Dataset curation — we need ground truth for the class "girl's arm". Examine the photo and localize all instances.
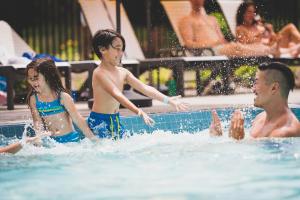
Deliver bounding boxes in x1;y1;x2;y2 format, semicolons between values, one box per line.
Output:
95;71;154;125
125;69;188;111
60;92;99;141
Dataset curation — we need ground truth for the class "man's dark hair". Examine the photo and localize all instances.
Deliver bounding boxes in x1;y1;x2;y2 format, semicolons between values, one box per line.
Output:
236;1;256;26
258;62;295;98
92;29;125;59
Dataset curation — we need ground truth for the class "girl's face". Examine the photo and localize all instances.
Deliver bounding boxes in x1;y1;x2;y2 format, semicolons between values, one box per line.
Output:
243;5;256;25
27;68;47;93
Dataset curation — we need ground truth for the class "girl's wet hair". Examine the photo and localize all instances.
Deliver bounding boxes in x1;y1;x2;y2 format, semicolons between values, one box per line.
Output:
236;1;256;26
26;57;68;105
92;29;125;59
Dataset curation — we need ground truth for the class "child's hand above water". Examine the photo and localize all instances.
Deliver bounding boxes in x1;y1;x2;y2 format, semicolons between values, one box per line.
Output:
25;131;52;146
138;109;155;126
167;95;189;111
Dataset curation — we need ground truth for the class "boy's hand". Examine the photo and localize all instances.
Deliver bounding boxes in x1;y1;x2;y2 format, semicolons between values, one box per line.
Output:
209;110;222;136
229;110;245;140
168;95;189;111
138;109;155;126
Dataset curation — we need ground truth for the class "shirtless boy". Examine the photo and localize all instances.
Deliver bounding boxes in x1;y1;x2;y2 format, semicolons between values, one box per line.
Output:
88;29;188;139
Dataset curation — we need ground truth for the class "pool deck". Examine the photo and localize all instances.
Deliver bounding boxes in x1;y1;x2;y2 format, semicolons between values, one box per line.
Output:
0;89;299;125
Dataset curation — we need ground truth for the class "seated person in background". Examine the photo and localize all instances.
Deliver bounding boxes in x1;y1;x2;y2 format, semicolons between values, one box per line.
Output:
236;1;300;57
178;0;278;57
210;62;300;139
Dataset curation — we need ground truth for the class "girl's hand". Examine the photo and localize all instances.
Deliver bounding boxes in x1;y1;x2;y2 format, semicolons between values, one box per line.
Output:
138;109;155;126
25;131;52;146
168;95;189;111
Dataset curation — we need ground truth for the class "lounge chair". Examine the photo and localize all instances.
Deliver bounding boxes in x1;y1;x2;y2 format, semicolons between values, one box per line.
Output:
0;20;72;110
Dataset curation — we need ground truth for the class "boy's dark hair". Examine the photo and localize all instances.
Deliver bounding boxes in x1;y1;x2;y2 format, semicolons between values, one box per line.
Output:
236;1;256;26
26;57;68;105
258;62;295;98
92;29;126;59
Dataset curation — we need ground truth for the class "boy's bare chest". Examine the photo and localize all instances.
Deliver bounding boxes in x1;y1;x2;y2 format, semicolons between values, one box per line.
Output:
106;70;126;88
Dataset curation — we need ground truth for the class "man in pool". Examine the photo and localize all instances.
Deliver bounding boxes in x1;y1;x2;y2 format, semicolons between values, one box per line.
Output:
178;0;278;57
210;62;300;139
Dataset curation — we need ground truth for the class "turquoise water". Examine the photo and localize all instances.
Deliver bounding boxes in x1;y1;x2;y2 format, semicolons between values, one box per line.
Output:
0;108;300;200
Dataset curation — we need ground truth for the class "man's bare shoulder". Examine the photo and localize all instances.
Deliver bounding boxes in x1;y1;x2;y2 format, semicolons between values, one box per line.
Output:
253;111;266;123
271;121;300;137
270;112;300;137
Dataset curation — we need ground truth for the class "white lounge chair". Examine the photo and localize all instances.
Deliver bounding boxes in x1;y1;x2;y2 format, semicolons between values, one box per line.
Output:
0;20;71;110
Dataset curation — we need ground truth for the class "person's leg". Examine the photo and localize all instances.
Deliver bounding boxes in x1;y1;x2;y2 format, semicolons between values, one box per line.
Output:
279;43;300;57
277;23;300;48
216;42;277;57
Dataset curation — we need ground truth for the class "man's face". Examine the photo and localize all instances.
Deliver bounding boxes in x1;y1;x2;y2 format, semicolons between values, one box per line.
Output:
252;71;273;108
190;0;205;9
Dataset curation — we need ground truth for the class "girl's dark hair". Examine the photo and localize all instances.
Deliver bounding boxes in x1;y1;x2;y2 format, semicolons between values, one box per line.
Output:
26;57;68;105
236;1;256;26
92;29;126;59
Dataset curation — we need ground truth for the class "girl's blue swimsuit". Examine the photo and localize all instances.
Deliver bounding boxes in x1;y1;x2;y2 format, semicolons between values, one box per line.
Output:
35;94;81;143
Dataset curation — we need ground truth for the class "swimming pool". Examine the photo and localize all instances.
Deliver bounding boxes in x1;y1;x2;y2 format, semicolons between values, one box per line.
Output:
1;107;300;199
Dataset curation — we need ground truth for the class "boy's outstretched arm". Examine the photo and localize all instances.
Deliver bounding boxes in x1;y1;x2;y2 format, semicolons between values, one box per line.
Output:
125;70;188;111
60;92;100;141
95;70;154;126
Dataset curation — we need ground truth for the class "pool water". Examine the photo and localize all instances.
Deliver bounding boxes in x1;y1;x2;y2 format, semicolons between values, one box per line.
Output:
0;108;300;200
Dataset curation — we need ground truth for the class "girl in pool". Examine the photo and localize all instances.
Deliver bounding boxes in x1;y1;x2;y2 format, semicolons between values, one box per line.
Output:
26;57;98;143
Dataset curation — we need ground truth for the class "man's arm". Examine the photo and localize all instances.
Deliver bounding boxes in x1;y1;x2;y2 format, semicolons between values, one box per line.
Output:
210;16;226;43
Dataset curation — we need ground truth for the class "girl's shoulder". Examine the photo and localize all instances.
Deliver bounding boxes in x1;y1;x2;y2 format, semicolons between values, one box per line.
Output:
28;93;37;107
59;92;72;100
59;92;74;104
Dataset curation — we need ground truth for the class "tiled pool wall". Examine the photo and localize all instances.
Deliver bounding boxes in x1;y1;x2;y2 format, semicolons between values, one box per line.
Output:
1;107;299;138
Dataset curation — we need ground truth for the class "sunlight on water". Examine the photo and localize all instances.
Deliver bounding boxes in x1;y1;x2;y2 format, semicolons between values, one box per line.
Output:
1;128;300;200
